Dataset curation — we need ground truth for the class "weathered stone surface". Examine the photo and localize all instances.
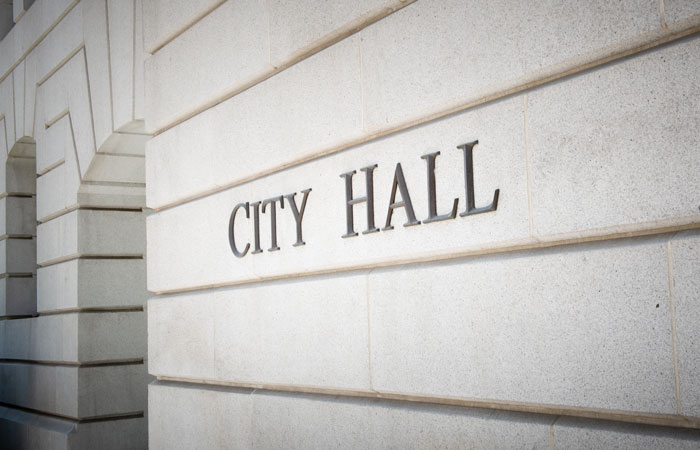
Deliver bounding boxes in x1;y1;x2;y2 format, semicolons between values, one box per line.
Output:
369;236;677;414
664;0;700;24
527;37;700;237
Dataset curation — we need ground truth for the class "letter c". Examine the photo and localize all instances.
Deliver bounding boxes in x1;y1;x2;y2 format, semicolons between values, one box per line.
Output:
229;202;250;258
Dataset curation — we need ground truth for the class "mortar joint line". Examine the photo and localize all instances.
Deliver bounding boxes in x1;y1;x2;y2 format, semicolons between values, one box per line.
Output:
131;0;137;122
265;0;272;66
105;0;115;132
666;239;682;414
659;0;669;31
151;25;700;213
359;31;365;133
0;0;81;84
366;267;374;391
11;70;17;141
523;93;535;240
549;415;560;450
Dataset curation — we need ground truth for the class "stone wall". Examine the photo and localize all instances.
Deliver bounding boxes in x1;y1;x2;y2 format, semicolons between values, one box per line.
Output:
0;0;699;449
0;1;149;448
145;0;700;449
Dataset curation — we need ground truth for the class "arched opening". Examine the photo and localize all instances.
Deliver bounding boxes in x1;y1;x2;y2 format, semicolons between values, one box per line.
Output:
1;141;36;317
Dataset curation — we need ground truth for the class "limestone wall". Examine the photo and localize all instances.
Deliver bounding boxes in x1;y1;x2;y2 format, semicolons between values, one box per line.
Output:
144;1;700;449
0;1;149;448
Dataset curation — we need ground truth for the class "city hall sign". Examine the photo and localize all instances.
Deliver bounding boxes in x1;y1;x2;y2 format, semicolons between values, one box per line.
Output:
228;140;499;258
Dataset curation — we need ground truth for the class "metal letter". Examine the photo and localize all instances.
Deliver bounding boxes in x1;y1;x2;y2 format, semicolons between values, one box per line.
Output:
228;202;251;258
250;201;263;254
383;163;421;230
262;196;284;251
340;164;379;238
284;188;312;246
458;140;499;217
421;151;458;224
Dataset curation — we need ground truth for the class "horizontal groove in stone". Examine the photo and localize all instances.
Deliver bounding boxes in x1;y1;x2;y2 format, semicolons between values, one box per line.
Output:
0;192;34;199
80;181;146;188
149;0;417;136
35;45;84;88
0;273;34;279
150;24;700;213
0;401;143;424
38;254;144;268
38;306;144;316
151;217;700;296
147;0;228;54
0;315;34;321
44;109;69;129
98;152;146;158
153;377;700;430
0;235;35;240
36;158;66;177
0;358;144;367
37;205;144;225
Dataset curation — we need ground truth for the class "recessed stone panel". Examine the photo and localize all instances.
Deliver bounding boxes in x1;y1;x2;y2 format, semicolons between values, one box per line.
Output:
369;237;676;414
527;37;700;237
146;34;363;209
144;0;269;132
149;272;370;390
147;95;527;292
148;382;553;450
552;417;700;449
360;0;659;131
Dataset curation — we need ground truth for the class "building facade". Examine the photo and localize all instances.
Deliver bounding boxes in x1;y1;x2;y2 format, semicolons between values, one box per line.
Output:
1;0;700;448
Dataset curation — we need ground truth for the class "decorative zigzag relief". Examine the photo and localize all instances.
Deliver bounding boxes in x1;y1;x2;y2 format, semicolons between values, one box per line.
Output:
0;0;148;317
1;0;147;188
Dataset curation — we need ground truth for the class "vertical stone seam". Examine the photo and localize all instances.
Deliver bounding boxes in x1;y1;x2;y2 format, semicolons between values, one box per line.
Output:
366;269;374;391
22;61;26;137
666;239;681;414
659;0;669;31
131;0;137;122
359;32;365;132
31;69;37;137
549;415;559;450
105;0;116;132
11;71;17;142
213;300;217;377
81;48;99;155
265;0;272;66
523;94;535;239
2;117;8;156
